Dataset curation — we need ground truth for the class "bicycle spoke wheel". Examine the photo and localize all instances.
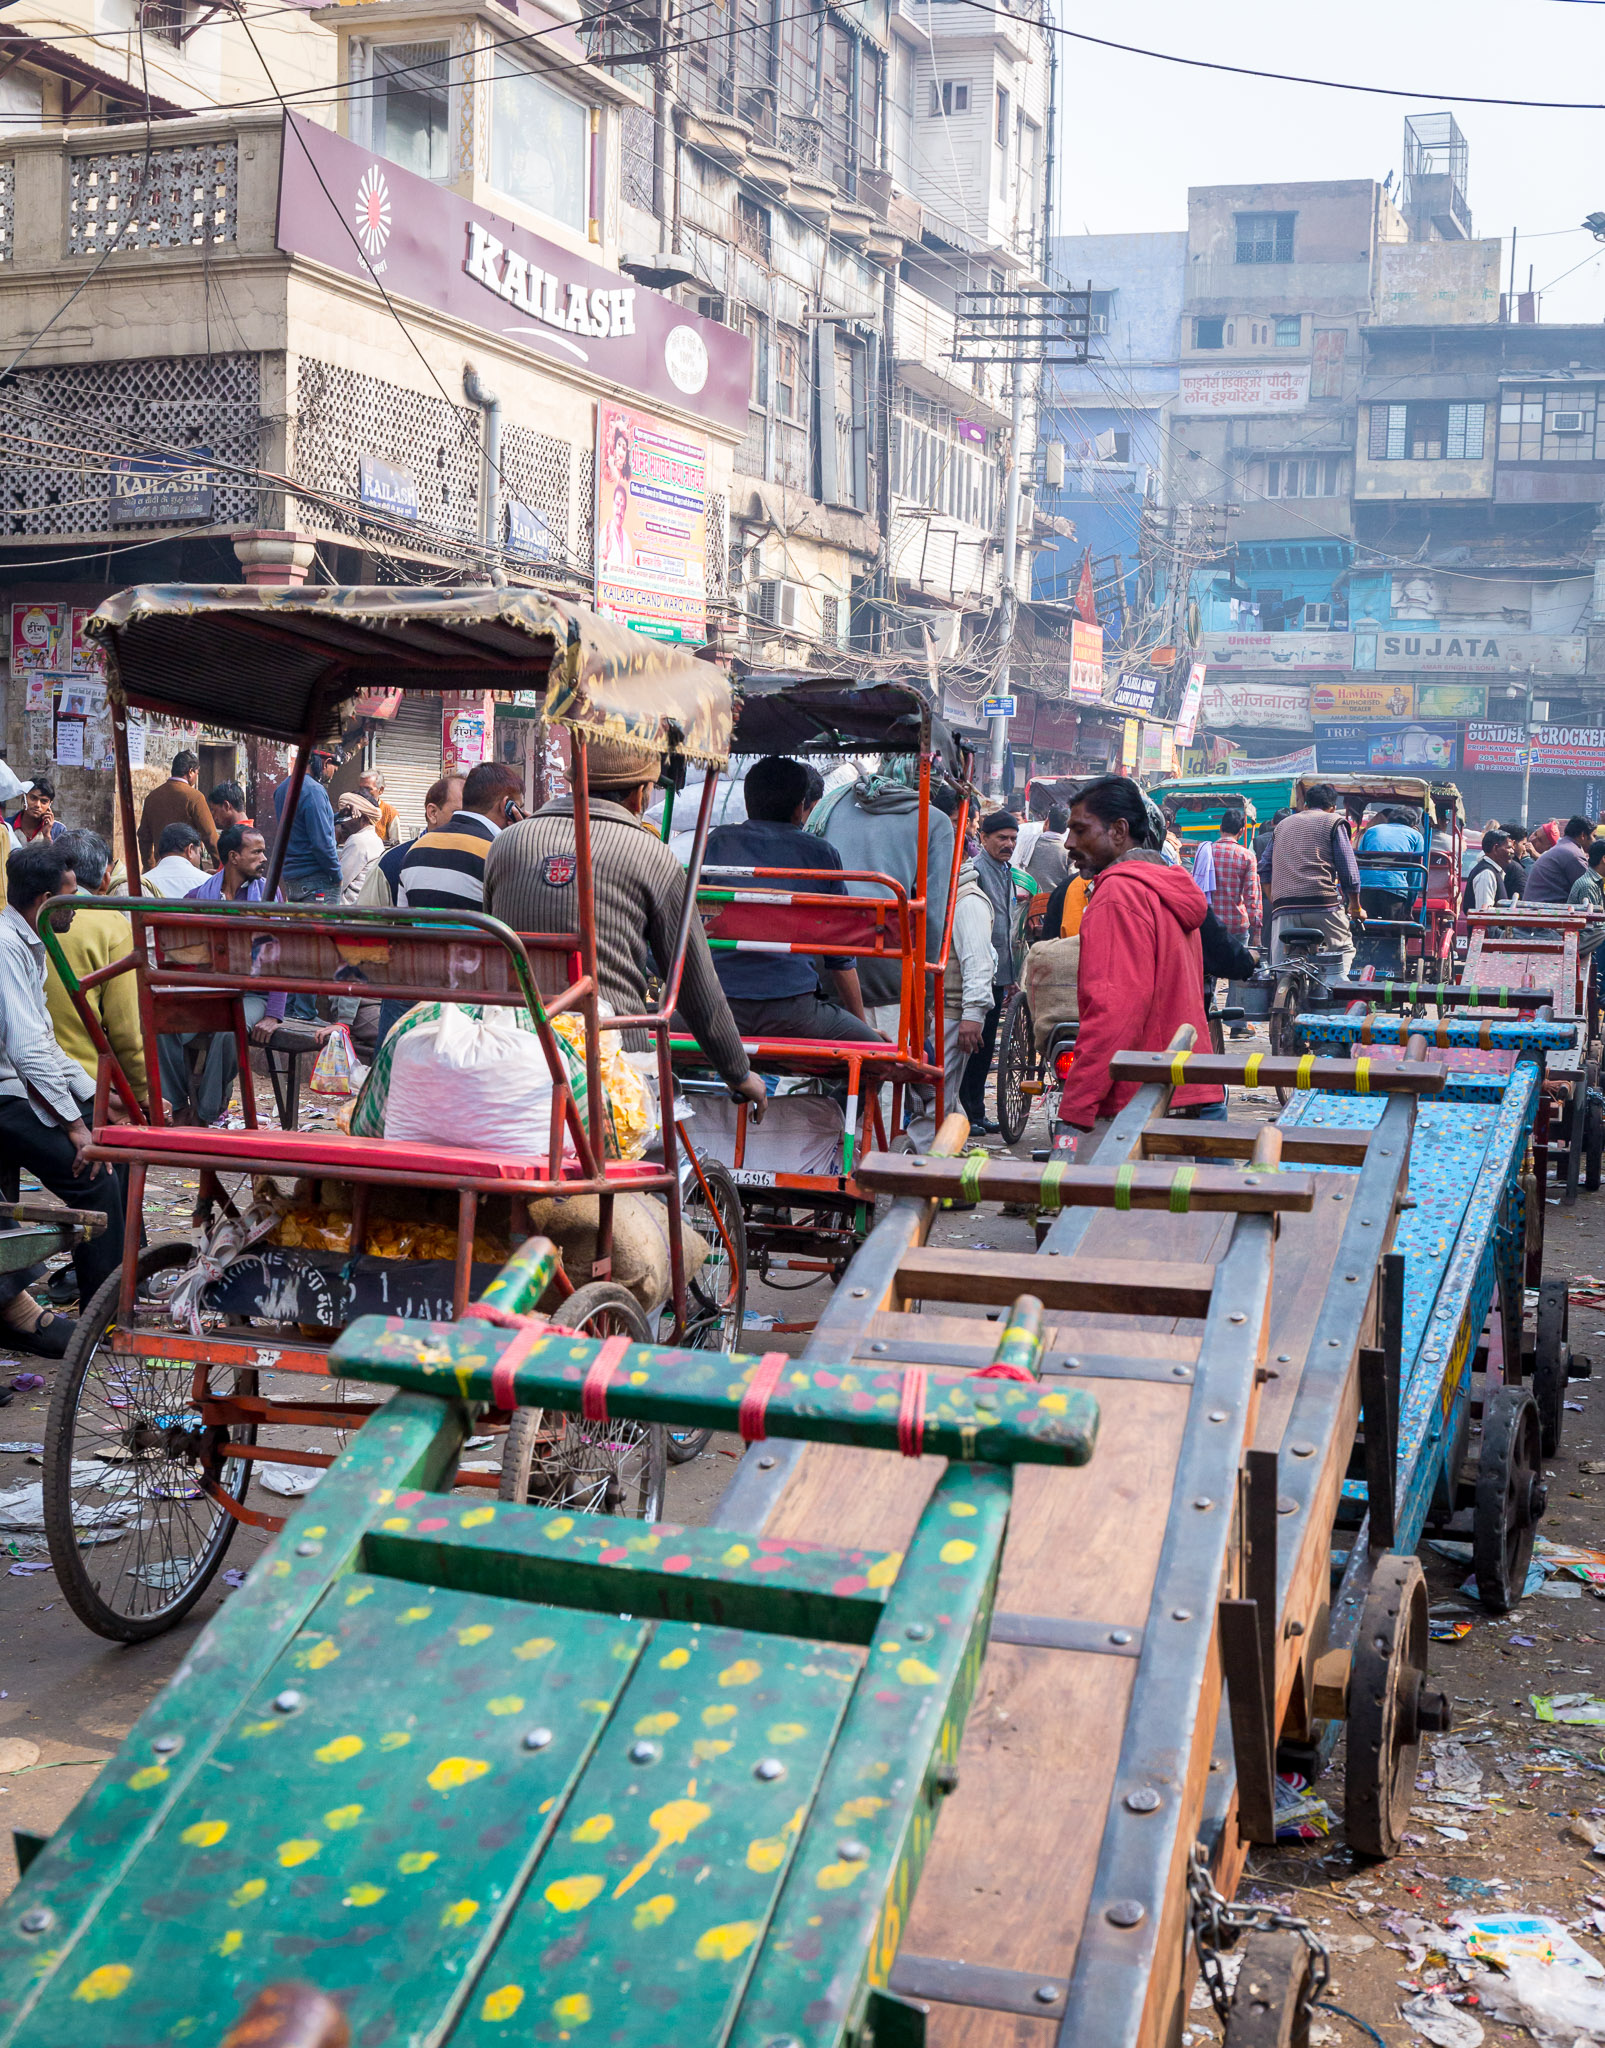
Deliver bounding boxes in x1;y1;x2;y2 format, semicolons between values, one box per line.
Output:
44;1245;254;1642
995;988;1034;1145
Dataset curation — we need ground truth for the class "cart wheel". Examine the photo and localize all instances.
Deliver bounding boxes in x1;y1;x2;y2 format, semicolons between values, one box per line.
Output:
1533;1277;1571;1458
662;1154;747;1464
43;1243;256;1644
1267;973;1303;1106
995;988;1033;1146
1473;1384;1546;1612
1345;1554;1448;1858
1586;1094;1603;1194
1222;1929;1314;2048
499;1283;666;1520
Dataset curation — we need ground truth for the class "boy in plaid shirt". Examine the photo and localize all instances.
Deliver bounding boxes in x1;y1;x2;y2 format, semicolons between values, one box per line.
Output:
1204;808;1262;945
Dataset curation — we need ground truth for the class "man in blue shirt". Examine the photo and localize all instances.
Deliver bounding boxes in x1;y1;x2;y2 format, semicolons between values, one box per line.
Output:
705;755;881;1043
271;750;341;1019
1355;806;1424;924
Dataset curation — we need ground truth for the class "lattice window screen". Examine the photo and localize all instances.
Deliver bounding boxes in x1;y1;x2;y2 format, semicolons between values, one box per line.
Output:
0;353;262;536
706;490;728;602
621;107;654;210
575;448;596;578
0;163;14;263
67;141;238;256
498;423;573;571
293;357;480;552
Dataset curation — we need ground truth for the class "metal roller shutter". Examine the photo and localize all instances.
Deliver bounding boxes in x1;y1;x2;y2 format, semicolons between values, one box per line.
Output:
371;696;442;842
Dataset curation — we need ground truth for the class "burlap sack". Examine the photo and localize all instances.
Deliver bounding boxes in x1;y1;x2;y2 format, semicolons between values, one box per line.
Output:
1024;934;1080;1053
524;1192;711;1316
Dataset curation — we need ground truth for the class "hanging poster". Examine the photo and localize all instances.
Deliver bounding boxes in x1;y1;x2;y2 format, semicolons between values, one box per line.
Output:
1416;681;1487;720
1068;620;1104;702
12;602;65;677
1310;680;1415;719
1121;719;1140;770
54;718;84;767
595;400;708;644
1173;661;1207;748
1315;721;1458;771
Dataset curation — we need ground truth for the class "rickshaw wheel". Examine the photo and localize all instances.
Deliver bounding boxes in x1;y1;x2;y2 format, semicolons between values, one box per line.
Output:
499;1283;666;1520
1474;1385;1545;1612
43;1242;256;1643
1345;1554;1444;1858
662;1154;747;1464
1533;1277;1571;1459
995;988;1034;1145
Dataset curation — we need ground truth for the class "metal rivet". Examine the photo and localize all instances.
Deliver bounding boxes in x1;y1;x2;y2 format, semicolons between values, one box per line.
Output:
1289;1441;1315;1459
1109;1629;1132;1646
1208;1409;1228;1423
1033;1984;1061;2006
1332;1192;1345;1201
273;1690;303;1713
1276;1353;1291;1363
764;2038;802;2048
757;1455;776;1469
1286;1620;1305;1638
754;1758;785;1782
1278;1495;1299;1516
905;1622;931;1641
523;1727;554;1751
1172;1365;1191;1378
630;1740;659;1764
1327;1338;1340;1347
850;1287;868;1298
296;1540;321;1557
1172;1608;1193;1621
1062;1356;1079;1370
837;1838;869;1861
152;1734;180;1755
1228;1312;1246;1324
1106;1899;1147;1928
1124;1788;1162;1813
1193;1497;1213;1510
18;1908;51;1934
870;1341;888;1354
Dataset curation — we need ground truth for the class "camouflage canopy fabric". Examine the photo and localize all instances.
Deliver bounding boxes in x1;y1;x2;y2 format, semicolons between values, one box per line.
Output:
87;584;733;764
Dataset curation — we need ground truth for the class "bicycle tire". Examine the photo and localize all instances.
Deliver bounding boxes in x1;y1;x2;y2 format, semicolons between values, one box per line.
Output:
995;987;1034;1145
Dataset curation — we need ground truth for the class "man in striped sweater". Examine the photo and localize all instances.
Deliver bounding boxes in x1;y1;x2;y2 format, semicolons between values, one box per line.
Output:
483;741;767;1123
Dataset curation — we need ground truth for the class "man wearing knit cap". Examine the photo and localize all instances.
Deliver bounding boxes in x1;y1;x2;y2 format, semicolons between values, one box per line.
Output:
959;809;1023;1132
484;738;768;1123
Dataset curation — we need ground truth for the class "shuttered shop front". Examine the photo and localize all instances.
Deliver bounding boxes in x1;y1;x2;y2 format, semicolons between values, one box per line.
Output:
371;697;442;839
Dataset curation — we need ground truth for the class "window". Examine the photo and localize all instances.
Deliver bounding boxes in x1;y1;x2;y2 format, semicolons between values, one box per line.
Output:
1194;317;1226;350
737;195;771;262
995;85;1010;146
1498;385;1604;462
775;329;801;419
1263;455;1341;498
1235;211;1294;264
490;58;588;229
1369;401;1486;462
930;80;968;115
744;311;769;407
1275;315;1302;346
1088;290;1114;335
372;42;451;183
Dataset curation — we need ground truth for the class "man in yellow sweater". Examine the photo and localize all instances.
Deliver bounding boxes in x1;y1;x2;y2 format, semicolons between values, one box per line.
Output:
45;827;150;1109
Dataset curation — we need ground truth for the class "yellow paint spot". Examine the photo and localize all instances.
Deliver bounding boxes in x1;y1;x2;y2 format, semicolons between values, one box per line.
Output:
634;1711;679;1737
304;1639;340;1671
571;1814;614;1844
380;1517;411;1533
835;1796;888;1825
766;1722;807;1745
344;1583;374;1606
659;1646;690;1671
513;1636;556;1661
173;2017;198;2036
304;1525;327;1539
215;1930;243;1958
632;1894;676;1930
694;1921;760;1963
277;1839;321;1868
817;1859;867;1891
228;1879;266;1908
374;1489;396;1506
1039;1391;1067;1414
481;1986;524;2023
939;1539;976;1565
398;1606;433;1625
129;1765;168;1792
456;1624;493;1647
315;1735;364;1764
544;1874;604;1914
439;1898;480;1929
72;1965;132;2003
721;1543;751;1566
701;1704;737;1727
344;1883;386;1908
486;1695;524;1717
324;1805;364;1832
692;1739;732;1763
181;1820;228;1848
613;1797;712;1896
379;1732;411;1751
580;1699;609;1714
398;1851;438;1875
897;1657;940;1686
865;1552;903;1589
428;1756;490;1792
269;1560;290;1579
747;1837;786;1873
718;1659;760;1688
553;1993;593;2026
543;1517;575;1540
461;1505;496;1529
240;1721;279;1739
947;1500;978;1518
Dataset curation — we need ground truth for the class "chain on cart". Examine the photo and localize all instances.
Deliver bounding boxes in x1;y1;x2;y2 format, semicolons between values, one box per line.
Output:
1187;1844;1332;2027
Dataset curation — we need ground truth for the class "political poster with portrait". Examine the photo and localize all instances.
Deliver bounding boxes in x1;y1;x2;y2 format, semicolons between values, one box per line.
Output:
595;401;709;645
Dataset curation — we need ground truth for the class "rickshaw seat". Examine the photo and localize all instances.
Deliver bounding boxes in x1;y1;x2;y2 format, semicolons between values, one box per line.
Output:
88;1123;665;1187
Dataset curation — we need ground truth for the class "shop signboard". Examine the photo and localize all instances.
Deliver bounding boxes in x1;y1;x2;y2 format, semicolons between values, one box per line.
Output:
594;400;708;644
1109;670;1162;714
1199;631;1351;671
1463;722;1525;772
1315;721;1458;772
1173;661;1206;748
109;447;214;525
359;454;419;520
1354;630;1586;675
506;501;553;561
1416;681;1488;720
1068;620;1104;702
1198;678;1312;732
1177;364;1311;415
1533;726;1605;775
1310;680;1415;720
277;114;752;435
1121;719;1140;770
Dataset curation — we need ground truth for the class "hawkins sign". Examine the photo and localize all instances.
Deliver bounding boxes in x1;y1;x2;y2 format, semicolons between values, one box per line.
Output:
276;113;750;434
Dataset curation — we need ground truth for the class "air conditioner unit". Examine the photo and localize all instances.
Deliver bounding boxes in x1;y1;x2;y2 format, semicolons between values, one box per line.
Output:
749;579;802;629
1304;603;1333;629
1551;411;1588;435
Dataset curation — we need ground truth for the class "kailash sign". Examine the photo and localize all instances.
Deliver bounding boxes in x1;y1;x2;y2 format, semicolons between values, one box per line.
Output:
277;115;751;434
1177;364;1311;415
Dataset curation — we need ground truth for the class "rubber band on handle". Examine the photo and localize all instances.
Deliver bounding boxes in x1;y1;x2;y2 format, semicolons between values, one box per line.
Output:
580;1335;631;1423
738;1350;789;1444
959;1150;988;1203
1355;1057;1371;1095
1038;1159;1066;1215
1296;1053;1314;1091
464;1301;544;1331
1408;981;1419;1007
897;1366;928;1458
1382;980;1394;1007
1169;1050;1190;1085
1437;983;1448;1013
1244;1053;1262;1088
1169;1164;1195;1214
1114;1163;1135;1212
488;1320;548;1412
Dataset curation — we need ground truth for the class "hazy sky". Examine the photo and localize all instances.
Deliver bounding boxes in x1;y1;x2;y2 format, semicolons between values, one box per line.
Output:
1045;0;1605;324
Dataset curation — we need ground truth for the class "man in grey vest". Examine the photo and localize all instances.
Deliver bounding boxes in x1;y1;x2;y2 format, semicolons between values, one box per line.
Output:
1269;783;1365;979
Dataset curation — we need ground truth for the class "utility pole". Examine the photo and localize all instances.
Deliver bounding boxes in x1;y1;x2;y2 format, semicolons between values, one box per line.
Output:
991;371;1026;796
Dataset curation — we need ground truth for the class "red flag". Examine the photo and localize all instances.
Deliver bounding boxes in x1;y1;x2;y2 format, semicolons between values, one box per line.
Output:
1074;549;1097;626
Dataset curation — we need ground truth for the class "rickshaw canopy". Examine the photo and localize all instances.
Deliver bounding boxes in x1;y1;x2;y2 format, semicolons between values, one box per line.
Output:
730;671;967;777
1295;772;1465;824
87;583;733;764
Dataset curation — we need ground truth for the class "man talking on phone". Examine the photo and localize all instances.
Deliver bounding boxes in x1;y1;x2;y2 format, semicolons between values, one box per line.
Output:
395;759;525;918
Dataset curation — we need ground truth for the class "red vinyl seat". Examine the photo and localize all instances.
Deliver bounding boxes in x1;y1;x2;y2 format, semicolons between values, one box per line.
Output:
89;1124;664;1186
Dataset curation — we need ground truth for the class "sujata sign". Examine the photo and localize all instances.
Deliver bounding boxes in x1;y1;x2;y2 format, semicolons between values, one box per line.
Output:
276;114;751;435
1355;630;1586;675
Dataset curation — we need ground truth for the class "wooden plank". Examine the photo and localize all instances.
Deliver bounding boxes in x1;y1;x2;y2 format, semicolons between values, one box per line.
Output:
895;1248;1215;1318
1141;1119;1374;1169
855;1156;1315;1214
857;1313;1200;1365
1108;1051;1445;1095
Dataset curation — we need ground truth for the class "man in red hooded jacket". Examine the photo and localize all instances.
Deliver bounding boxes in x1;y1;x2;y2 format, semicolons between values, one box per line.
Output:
1056;775;1223;1133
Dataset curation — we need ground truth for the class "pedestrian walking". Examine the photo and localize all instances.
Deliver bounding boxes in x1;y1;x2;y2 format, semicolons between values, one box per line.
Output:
138;750;218;868
958;810;1023;1134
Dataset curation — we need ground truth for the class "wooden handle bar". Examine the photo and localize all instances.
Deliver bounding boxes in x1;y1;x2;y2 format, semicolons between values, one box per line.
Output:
854;1155;1314;1213
1108;1051;1444;1095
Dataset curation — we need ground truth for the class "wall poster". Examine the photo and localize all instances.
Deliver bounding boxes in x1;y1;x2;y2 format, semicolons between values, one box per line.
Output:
595;401;709;644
